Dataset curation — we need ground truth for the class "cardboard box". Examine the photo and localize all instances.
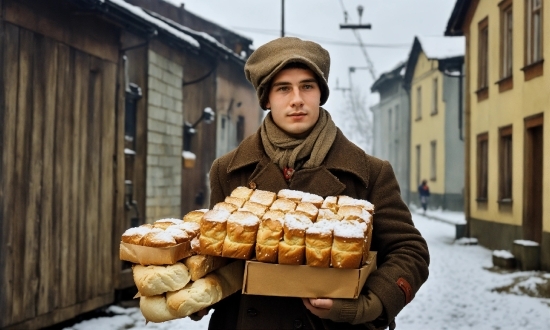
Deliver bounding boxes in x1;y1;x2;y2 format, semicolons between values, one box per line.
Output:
119;241;193;265
242;252;377;299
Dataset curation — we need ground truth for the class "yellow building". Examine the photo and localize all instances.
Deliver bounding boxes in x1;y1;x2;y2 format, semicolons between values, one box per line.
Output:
446;0;549;270
404;37;465;211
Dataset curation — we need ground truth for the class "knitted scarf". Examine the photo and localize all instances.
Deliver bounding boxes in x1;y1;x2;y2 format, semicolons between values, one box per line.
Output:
260;108;337;179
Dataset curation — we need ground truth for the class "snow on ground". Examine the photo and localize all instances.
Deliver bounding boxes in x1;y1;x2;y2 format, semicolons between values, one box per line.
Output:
64;210;550;330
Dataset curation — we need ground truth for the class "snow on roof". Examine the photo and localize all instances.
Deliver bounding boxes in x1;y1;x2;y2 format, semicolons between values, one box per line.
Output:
107;0;200;48
418;35;465;60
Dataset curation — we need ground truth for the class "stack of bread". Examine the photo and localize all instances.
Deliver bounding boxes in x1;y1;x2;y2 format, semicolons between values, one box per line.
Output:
199;186;374;269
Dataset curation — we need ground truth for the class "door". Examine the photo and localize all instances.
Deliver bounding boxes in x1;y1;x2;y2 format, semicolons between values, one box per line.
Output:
523;115;543;243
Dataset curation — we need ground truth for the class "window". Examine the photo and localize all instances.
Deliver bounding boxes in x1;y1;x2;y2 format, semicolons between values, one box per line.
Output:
430;140;437;181
500;1;513;78
431;78;438;115
416;145;421;188
236;115;245;143
416;86;422;120
395;105;399;131
478;18;489;91
477;133;489;201
388;108;393;133
526;0;543;65
499;126;513;201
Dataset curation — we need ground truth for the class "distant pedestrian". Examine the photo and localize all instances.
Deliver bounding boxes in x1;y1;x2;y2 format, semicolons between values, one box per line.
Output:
418;180;430;214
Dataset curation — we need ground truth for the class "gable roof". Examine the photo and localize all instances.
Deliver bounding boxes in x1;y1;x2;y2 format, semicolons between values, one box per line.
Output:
445;0;471;36
370;61;406;93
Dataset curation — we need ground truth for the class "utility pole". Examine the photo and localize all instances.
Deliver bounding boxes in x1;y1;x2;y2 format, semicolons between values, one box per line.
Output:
339;5;371;30
281;0;285;37
339;5;376;80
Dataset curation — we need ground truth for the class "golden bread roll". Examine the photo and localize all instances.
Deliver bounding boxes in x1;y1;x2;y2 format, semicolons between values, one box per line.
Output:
225;196;246;208
305;220;334;267
295;202;319;222
256;210;285;263
301;192;324;208
317;208;343;221
166;274;223;318
173;221;200;237
164;227;190;244
338;195;375;214
337;205;371;222
183;209;208;223
321;196;338;212
154;218;184;229
133;262;191;296
213;201;239;214
199;209;230;256
222;211;260;259
240;201;267;218
139;294;178;323
269;198;296;213
190;236;201;254
121;225;153;245
230;186;254;200
277;189;304;202
249;189;277;207
331;221;364;268
142;229;177;247
183;255;230;281
278;213;312;265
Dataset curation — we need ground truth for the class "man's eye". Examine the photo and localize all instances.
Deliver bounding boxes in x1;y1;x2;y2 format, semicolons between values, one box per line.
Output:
277;86;289;91
302;84;313;89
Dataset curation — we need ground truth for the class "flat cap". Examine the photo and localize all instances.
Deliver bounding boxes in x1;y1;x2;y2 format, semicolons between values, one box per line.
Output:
244;37;330;110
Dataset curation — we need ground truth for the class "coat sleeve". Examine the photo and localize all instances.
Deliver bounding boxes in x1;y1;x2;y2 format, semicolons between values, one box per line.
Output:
363;160;430;326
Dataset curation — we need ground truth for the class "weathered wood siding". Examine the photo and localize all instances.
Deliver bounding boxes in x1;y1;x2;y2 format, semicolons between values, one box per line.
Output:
0;21;118;328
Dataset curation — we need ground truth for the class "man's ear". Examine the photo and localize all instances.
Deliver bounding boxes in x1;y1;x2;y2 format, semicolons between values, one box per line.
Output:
266;101;270;109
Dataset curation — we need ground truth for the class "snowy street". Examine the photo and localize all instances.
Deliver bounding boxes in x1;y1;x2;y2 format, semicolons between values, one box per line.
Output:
64;212;550;330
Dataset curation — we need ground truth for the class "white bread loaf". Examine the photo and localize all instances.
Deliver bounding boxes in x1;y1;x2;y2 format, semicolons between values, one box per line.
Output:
230;186;254;200
166;274;223;318
139;294;178;323
321;196;338;212
269;198;296;213
222;211;260;259
183;209;208;223
225;196;246;208
331;221;364;268
277;189;304;202
305;220;334;267
295;202;319;222
133;263;191;296
154;218;184;229
213;201;239;214
301;192;324;208
240;201;267;218
278;212;312;265
249;189;277;207
256;210;285;263
199;209;230;256
183;255;230;281
121;224;154;245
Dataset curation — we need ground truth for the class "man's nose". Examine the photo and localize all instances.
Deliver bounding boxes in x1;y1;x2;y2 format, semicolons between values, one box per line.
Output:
289;87;304;107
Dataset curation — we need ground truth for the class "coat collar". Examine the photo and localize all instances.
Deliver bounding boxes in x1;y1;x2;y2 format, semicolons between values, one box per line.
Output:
227;128;370;192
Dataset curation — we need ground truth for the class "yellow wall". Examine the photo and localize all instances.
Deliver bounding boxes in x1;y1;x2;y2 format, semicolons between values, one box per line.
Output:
409;51;447;195
467;0;550;231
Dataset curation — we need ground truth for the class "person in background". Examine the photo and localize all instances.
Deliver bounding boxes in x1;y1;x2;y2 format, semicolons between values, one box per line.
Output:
199;37;429;330
418;180;430;214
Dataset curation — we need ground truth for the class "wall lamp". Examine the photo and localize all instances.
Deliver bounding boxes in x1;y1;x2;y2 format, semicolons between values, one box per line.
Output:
183;107;215;151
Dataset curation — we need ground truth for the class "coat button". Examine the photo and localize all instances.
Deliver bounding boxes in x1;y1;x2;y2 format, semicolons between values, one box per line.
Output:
248;181;257;189
246;308;258;317
293;319;303;329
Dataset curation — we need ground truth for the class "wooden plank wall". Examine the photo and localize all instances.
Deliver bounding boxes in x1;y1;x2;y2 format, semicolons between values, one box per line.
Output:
0;22;118;328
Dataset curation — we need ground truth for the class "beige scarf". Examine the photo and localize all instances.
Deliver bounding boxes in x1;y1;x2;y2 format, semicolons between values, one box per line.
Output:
260;108;337;177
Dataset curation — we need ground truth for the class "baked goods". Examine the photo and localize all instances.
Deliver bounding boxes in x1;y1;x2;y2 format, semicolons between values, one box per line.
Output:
270;198;297;213
278;212;312;265
225;196;246;208
199;209;231;256
277;189;304;202
240;201;267;218
166;273;223;317
305;220;334;267
183;209;208;223
121;225;153;245
140;294;178;323
331;221;364;268
321;196;338;212
249;189;277;207
230;186;254;200
183;255;230;281
213;202;239;214
154;218;184;229
142;229;177;247
337;205;370;222
222;211;260;259
295;202;319;222
317;208;343;221
133;262;191;296
301;192;324;208
256;210;285;263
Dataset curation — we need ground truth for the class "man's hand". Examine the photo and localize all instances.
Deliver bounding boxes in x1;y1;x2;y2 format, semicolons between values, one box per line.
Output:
189;308;210;321
302;298;333;319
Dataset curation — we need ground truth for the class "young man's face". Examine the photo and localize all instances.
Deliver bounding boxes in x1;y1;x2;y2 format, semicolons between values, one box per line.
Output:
266;67;321;136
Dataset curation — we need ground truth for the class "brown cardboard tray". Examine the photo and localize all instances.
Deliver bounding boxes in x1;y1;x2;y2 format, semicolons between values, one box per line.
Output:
242;252;377;299
119;241;193;265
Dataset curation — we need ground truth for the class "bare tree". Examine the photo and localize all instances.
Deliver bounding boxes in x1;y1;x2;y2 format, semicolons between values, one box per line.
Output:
339;86;373;154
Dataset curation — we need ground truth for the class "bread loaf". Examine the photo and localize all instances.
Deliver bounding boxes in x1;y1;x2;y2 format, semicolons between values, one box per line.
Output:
199;209;230;256
278;212;312;265
121;225;153;245
317;208;343;221
213;202;239;214
230;186;254;200
321;196;338;212
166;274;223;318
240;201;267;218
256;210;285;263
295;202;319;222
133;263;191;296
183;255;230;281
269;198;296;213
301;192;324;208
337;205;370;222
154;218;184;229
331;221;364;268
163;227;190;244
277;189;304;202
139;294;178;323
305;220;334;267
225;196;246;208
222;211;260;259
249;189;277;207
142;229;177;247
183;209;208;223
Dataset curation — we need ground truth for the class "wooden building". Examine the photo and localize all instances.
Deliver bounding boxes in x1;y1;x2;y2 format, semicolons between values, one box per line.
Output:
0;0;259;328
446;0;549;270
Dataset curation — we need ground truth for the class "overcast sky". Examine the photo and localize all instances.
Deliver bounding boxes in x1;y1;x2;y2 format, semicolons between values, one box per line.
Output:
168;0;461;120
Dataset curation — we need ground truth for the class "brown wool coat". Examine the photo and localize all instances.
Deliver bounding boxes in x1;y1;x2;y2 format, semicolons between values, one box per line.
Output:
208;128;429;330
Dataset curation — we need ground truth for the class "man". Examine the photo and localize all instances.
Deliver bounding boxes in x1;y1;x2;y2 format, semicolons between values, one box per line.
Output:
206;37;429;329
418;180;430;214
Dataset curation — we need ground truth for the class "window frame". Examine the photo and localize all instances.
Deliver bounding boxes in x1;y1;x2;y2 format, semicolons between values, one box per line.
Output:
430;140;437;181
525;0;543;65
431;77;438;115
476;133;489;202
500;0;514;79
416;86;422;120
498;125;513;202
477;17;490;101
